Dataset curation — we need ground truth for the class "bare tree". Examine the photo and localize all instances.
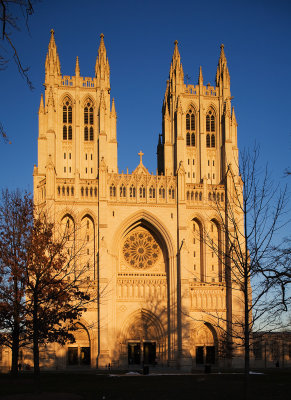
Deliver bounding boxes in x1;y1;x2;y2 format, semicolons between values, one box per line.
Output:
0;1;36;142
194;147;287;395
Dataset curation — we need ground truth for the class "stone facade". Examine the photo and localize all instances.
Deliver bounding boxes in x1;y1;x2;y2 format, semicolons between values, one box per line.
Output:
33;31;244;370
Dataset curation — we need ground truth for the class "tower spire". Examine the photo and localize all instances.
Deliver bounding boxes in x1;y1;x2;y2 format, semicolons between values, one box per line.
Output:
38;94;44;114
169;40;184;88
75;56;80;77
95;33;110;88
111;97;116;116
45;29;61;79
198;66;203;85
215;43;230;89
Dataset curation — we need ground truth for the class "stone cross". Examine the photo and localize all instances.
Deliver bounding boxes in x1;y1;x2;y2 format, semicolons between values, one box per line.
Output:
138;150;144;164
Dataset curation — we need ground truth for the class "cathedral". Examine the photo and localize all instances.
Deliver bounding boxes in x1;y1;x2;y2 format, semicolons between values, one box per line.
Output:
32;30;244;370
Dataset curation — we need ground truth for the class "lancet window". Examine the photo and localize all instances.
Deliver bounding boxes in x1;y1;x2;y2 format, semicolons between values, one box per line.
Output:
63;97;73;140
130;185;136;198
84;99;94;141
159;186;165;199
110;184;116;197
206;109;216;148
149;186;155;199
139;185;146;199
169;186;175;199
186;108;195;147
120;184;126;198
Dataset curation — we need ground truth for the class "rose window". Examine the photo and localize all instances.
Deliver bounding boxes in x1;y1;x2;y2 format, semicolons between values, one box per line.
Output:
122;229;161;269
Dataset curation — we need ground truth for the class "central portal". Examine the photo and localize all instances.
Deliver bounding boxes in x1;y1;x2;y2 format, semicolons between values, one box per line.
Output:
128;342;156;365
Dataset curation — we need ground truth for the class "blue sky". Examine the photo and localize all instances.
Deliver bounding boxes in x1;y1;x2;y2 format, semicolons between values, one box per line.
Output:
0;0;290;191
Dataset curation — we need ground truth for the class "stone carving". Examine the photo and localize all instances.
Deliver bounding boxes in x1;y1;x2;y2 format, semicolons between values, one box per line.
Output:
122;229;161;269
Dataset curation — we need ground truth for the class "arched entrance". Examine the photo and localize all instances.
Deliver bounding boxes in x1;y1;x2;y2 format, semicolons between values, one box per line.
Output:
121;309;166;365
193;323;218;365
114;214;173;367
67;323;91;366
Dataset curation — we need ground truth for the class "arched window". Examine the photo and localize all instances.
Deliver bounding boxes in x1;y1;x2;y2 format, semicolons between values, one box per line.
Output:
186;108;196;147
139;185;146;198
63;97;73;140
149;186;155;199
159;186;165;199
90;127;94;141
169;187;175;199
206;109;216;147
84;99;94;141
63;126;67;140
120;184;126;198
130;185;136;198
81;187;84;196
186;133;190;146
84;126;88;141
110;184;116;197
211;134;215;148
206;134;210;148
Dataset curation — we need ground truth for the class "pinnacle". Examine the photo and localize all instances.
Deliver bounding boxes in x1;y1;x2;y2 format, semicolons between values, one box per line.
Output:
75;56;80;76
45;28;61;77
198;65;203;84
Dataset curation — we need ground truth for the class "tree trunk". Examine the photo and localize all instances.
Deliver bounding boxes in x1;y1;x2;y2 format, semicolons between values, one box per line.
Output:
11;325;19;377
244;264;250;399
33;297;40;377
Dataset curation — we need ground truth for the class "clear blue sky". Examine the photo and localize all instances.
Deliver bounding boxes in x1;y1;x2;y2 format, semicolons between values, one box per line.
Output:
0;0;290;191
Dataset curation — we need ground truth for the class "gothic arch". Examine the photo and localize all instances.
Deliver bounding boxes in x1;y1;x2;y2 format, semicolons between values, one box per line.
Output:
186;102;198;113
58;208;78;225
191;216;205;282
112;210;175;261
206;103;218;115
120;308;166;342
60;93;74;105
80;210;97;225
81;95;95;107
210;218;223;282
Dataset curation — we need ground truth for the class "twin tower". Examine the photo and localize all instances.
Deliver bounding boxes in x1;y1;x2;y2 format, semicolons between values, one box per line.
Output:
33;31;242;370
35;30;238;195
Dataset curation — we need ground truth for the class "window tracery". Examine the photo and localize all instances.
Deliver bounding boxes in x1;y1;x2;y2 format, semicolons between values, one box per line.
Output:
84;99;94;141
63;97;73;140
122;229;161;269
186;108;196;147
206;109;216;148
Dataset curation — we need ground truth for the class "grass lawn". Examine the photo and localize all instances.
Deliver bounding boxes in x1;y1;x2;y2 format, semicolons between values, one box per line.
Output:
0;369;290;400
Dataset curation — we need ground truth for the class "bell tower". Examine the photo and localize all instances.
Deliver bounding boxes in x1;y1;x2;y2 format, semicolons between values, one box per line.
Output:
157;42;238;184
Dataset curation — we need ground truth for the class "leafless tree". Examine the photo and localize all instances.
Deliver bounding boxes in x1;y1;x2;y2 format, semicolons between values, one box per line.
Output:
0;1;36;142
195;146;288;396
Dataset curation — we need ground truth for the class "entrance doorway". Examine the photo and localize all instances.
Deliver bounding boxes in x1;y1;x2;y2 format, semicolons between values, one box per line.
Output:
196;346;215;364
143;342;156;364
128;342;156;365
68;346;91;365
128;343;141;364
